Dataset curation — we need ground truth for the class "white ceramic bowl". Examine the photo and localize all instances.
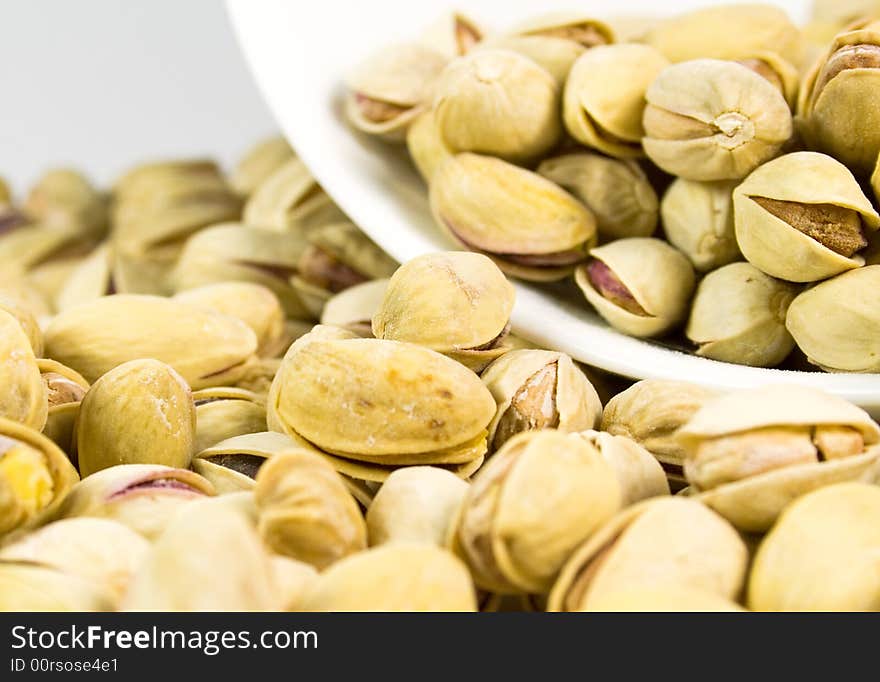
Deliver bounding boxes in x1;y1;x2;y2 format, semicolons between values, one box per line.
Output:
227;0;880;417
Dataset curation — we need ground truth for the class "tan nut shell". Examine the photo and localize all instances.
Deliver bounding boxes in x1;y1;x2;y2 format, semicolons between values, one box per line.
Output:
0;562;114;611
193;431;288;494
419;11;484;58
271;556;319;611
38;358;89;454
872;152;880;205
0;294;44;356
320;278;389;336
231;135;295;198
0;309;48;430
478;35;584;85
55;242;112;312
586;585;745;612
575;238;696;338
406;110;454;182
733;152;880;282
509;11;614;46
192;388;267;457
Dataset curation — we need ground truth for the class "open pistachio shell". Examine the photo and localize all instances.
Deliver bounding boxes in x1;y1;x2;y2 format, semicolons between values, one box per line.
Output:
38;358;89;455
738;51;800;108
231;135;295;198
430;153;597;282
193;431;291;494
233;356;284;398
660;179;740;272
301;543;477;611
575;238;695;338
508;11;614;48
44;294;258;389
586;585;745;612
25;168;107;242
547;497;747;611
366;466;468;547
0;293;44;356
643;59;792;181
406;110;454;183
748;483;880;611
481;349;602;453
478;35;584;85
686;262;799;367
733;152;879;282
433;49;561;163
271;556;319;611
320;278;388;337
563;44;669;158
0;309;48;431
54;242;113;312
192;388;267;457
785;266;880;373
538;153;658;240
419;11;484;58
0;561;114;611
452;430;622;595
0;225;83;283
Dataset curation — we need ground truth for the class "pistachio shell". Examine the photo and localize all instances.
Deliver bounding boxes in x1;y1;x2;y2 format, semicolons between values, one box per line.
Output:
478;35;584;84
39;358;89;455
24;168;107;241
0;309;48;430
231;135;295;197
509;11;614;48
406;110;454;182
733;152;879;282
192;388;267;456
55;242;113;311
872;151;880;204
44;294;258;389
738;50;800;108
0;224;81;277
0;293;44;356
193;431;294;494
233;356;284;398
586;585;745;612
0;561;114;611
271;556;319;611
320;278;388;336
419;11;484;58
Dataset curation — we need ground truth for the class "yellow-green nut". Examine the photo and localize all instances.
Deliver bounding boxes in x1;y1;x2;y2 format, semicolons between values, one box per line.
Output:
477;35;585;85
686;262;800;367
451;430;622;595
345;43;449;141
575;238;695;338
563;44;669;158
366;466;468;548
0;417;79;537
193;431;289;494
419;11;484;58
677;384;880;533
24;168;107;241
43;464;214;541
44;294;258;389
799;21;880;175
430;153;597;282
748;483;880;611
733;152;880;283
192;388;267;457
231;135;295;198
480;349;602;453
0;561;114;612
38;359;89;455
660;179;740;272
538;153;658;240
509;11;614;48
300;543;477;612
406;110;453;183
433;49;561;163
55;242;113;312
0;309;48;431
320;278;389;337
372;251;515;372
785;265;880;373
643;59;792;181
254;448;366;570
547;497;748;612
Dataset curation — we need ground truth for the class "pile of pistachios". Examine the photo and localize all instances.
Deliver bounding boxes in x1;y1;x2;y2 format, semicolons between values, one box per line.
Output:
345;2;880;371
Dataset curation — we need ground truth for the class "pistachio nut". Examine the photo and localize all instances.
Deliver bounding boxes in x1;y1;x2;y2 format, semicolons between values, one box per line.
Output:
686;262;799;367
733;152;880;282
575;238;696;338
300;543;477;611
54;242;114;311
320;278;389;337
38;358;89;455
44;294;258;389
24;168;107;241
547;497;748;611
508;11;613;48
231;135;295;198
785;265;880;372
232;356;284;399
433;49;561;163
585;585;745;612
271;556;319;611
406;110;453;183
678;384;880;532
748;483;880;611
811;0;880;26
481;349;602;452
372;252;515;372
538;153;658;240
193;431;292;494
0;418;79;537
0;278;52;323
737;51;800;108
0;561;114;611
0;224;88;289
192;388;267;457
872;151;880;205
419;11;484;58
564;44;669;158
451;430;622;594
0;292;44;355
643;59;792;181
477;35;584;85
0;309;48;430
430;153;597;282
345;43;448;141
366;466;468;547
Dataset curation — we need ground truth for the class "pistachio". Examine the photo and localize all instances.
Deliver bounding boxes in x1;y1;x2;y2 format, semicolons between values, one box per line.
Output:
406;110;454;183
36;359;88;455
231;136;295;198
0;561;114;611
0;292;45;355
54;242;114;312
583;585;745;612
320;278;388;337
0;309;48;431
191;389;267;458
477;35;584;85
271;556;319;611
509;12;614;49
24;168;107;242
419;11;484;58
736;51;800;107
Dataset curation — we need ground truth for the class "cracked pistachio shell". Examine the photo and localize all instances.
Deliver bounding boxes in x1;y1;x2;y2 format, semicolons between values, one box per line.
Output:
575;238;695;338
799;22;880;175
481;349;602;453
451;430;622;594
302;543;477;611
55;242;113;312
785;266;880;373
406;110;453;183
660;179;740;272
0;418;79;537
433;49;561;163
748;483;880;611
738;51;800;108
509;11;613;48
254;448;366;569
75;359;196;477
0;294;43;356
643;59;792;181
38;358;89;454
320;278;388;337
538;153;658;240
734;152;880;282
174;282;286;358
584;585;745;612
366;466;468;547
44;294;258;389
563;44;669;158
547;497;747;611
42;464;214;541
643;4;803;66
0;309;47;431
271;556;319;611
173;223;311;319
572;430;669;506
430;153;597;282
0;224;81;276
419;11;484;58
0;518;149;605
0;561;114;611
345;43;449;141
192;389;267;459
231;135;295;197
233;356;284;398
24;168;107;241
478;35;584;85
686;263;799;367
677;384;880;532
110;244;179;297
193;431;289;494
123;497;277;611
